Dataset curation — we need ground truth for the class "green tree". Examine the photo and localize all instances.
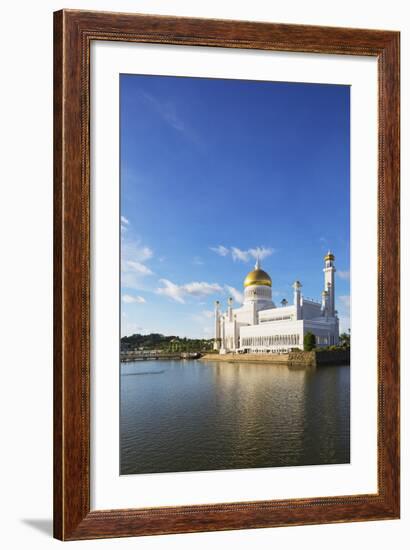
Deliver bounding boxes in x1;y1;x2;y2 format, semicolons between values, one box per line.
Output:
304;332;316;351
120;333;214;353
339;332;350;348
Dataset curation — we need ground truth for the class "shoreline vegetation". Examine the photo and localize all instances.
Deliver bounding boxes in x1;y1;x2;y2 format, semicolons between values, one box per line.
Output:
120;333;350;366
121;333;214;353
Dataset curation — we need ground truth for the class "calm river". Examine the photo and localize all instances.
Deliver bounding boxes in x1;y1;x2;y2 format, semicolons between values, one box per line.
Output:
120;359;350;475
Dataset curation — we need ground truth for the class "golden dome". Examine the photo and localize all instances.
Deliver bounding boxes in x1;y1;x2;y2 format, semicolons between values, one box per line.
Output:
324;251;335;262
244;268;272;288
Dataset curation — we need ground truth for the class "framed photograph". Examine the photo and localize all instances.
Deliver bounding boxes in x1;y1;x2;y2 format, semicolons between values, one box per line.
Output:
54;9;400;540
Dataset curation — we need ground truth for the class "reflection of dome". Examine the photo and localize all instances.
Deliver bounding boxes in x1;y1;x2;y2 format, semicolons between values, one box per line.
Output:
244;268;272;288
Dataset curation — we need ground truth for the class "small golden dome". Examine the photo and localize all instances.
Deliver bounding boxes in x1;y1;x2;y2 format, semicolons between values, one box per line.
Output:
244;268;272;288
324;251;335;262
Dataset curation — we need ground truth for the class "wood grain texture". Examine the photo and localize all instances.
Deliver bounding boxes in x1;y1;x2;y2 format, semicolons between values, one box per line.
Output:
53;10;63;540
53;9;400;541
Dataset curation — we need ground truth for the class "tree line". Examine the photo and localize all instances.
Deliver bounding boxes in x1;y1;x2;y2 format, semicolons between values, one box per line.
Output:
121;333;214;352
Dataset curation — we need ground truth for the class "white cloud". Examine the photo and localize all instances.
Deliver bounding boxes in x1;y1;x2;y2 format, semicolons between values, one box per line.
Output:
225;285;243;304
120;216;130;234
122;294;146;304
232;246;274;263
121;238;154;290
210;245;230;257
231;247;250;262
184;281;223;296
125;260;153;275
211;245;274;263
193;256;204;265
156;279;222;304
122;240;153;263
248;246;274;261
156;280;185;303
337;270;350;280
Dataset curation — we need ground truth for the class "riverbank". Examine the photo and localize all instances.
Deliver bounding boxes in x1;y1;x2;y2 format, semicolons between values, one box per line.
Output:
121;351;201;362
200;349;350;367
200;353;289;364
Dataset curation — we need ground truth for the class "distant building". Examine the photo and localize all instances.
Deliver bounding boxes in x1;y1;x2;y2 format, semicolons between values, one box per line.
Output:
214;252;339;353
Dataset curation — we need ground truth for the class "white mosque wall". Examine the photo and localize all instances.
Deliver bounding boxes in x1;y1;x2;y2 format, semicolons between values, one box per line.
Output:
300;299;323;320
231;305;253;325
219;315;340;352
303;319;339;346
258;305;297;323
239;320;304;351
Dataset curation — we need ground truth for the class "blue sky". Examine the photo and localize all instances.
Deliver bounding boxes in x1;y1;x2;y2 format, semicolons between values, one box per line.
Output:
120;74;350;338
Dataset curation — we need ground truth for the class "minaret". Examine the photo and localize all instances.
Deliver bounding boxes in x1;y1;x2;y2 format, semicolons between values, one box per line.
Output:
213;300;221;350
227;296;233;322
293;280;302;320
321;289;329;317
323;251;336;316
220;314;226;354
251;256;260;325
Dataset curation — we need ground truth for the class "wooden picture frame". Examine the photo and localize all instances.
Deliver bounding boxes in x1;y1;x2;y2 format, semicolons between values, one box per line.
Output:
54;9;400;540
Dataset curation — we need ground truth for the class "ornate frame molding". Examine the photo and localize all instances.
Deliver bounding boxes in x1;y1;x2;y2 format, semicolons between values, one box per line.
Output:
54;9;400;540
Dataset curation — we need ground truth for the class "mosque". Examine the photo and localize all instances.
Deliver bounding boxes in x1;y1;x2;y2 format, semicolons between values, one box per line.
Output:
214;252;340;353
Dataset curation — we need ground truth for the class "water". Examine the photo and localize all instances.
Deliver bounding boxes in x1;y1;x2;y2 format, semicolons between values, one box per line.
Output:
120;359;350;475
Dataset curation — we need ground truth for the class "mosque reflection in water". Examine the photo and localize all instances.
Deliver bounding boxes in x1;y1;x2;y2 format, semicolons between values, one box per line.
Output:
120;359;350;475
